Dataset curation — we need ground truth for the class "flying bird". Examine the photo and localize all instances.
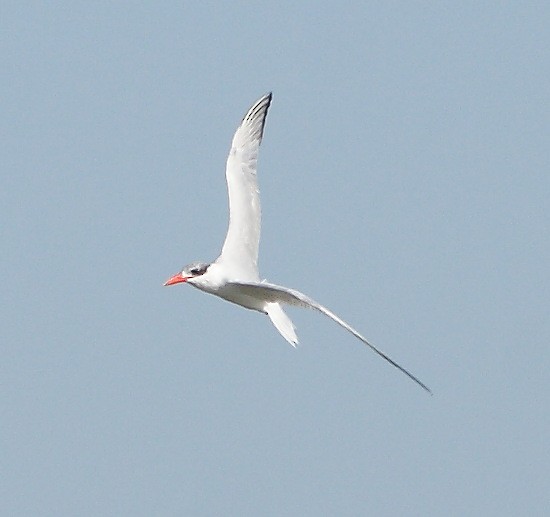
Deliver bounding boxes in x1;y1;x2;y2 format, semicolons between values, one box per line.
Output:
164;93;431;393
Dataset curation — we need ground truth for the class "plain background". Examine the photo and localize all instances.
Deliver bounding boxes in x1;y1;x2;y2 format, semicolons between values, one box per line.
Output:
2;2;549;516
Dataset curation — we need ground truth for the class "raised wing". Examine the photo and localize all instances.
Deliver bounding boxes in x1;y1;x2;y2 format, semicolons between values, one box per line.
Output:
216;93;272;281
228;281;432;394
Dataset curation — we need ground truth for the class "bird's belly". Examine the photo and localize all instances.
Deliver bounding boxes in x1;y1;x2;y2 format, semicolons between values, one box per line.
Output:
195;283;266;313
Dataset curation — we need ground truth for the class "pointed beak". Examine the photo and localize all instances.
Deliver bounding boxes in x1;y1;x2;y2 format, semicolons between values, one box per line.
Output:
163;274;189;286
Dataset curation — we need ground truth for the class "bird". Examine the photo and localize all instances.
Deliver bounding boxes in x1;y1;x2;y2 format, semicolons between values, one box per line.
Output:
164;93;431;394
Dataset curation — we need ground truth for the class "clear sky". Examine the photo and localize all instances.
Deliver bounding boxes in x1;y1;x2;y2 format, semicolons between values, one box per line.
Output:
2;2;549;516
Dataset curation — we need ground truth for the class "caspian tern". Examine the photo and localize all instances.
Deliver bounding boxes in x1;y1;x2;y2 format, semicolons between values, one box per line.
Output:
164;93;431;393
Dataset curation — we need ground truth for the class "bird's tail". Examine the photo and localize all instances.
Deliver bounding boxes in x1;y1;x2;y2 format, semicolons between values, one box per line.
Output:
266;303;298;347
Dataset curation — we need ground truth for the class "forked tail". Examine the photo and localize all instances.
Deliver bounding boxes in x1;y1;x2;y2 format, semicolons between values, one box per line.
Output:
266;303;298;347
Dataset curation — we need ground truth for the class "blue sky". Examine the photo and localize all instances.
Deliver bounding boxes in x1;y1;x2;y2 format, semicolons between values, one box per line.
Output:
2;3;549;515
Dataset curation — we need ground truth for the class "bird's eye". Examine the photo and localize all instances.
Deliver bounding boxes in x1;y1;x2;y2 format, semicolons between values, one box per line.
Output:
189;265;207;276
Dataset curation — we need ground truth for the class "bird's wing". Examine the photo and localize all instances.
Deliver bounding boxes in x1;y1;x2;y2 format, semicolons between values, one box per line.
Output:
217;93;272;280
228;281;432;394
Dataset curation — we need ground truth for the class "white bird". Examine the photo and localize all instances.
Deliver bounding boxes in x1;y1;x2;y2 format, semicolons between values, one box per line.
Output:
164;93;431;393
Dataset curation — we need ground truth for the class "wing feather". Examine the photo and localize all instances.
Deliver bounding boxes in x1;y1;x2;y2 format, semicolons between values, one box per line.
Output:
217;93;272;280
228;281;432;394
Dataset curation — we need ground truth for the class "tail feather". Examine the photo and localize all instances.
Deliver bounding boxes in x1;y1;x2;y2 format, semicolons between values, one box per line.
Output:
266;303;298;347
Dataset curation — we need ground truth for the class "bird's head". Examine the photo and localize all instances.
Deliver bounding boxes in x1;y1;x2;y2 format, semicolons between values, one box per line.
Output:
163;262;210;286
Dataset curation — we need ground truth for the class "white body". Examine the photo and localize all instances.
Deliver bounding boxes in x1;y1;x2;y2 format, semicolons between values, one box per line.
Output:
165;93;431;393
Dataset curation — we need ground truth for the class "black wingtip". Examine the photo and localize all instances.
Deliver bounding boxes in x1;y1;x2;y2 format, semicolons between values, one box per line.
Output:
243;92;273;141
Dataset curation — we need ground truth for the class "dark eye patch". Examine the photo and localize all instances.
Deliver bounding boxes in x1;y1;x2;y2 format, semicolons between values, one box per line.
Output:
190;265;208;276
